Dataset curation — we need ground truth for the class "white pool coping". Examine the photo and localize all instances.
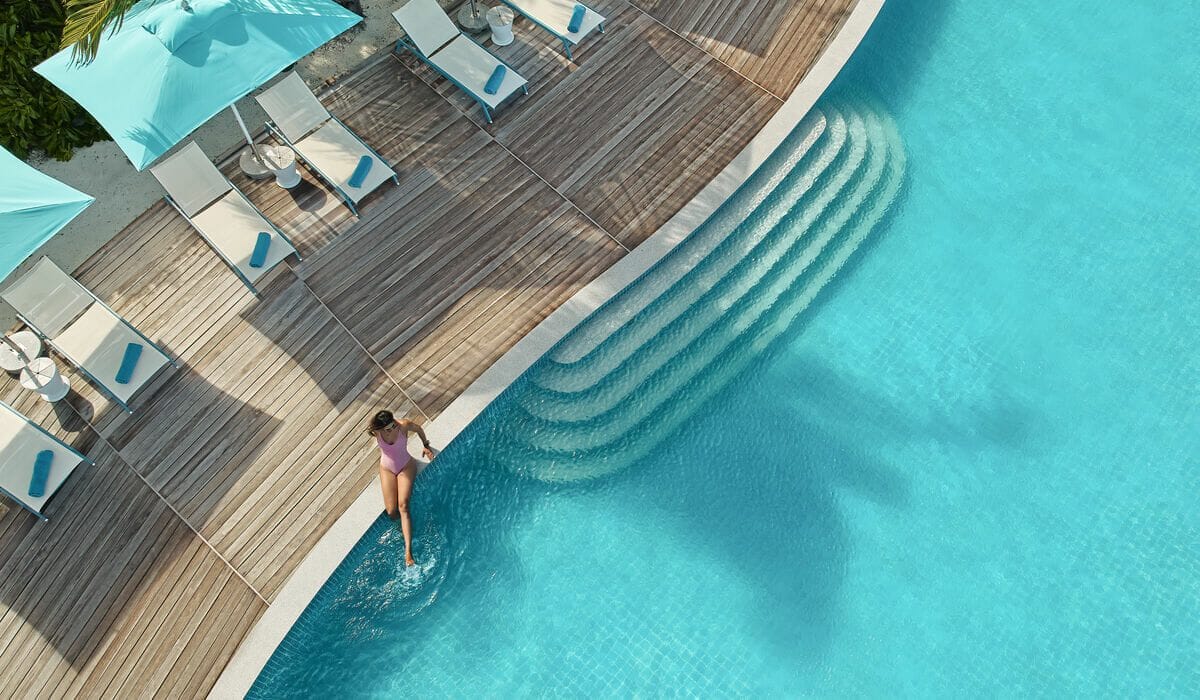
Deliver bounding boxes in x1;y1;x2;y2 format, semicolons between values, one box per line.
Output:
210;2;885;696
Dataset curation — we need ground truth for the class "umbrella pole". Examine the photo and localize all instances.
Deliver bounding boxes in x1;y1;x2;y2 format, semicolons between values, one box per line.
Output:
230;104;266;166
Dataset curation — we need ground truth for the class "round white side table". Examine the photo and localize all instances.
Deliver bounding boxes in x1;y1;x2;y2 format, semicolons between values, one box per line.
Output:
0;331;43;373
264;146;301;189
487;6;515;46
19;357;70;402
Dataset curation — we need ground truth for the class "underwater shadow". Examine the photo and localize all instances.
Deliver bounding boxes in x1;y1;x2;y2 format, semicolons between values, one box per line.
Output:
618;355;911;661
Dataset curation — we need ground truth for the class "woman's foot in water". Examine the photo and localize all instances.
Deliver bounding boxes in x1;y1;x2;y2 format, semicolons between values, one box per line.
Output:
405;553;416;567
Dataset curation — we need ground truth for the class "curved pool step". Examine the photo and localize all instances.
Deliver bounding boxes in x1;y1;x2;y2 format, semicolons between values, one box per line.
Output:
521;107;874;425
517;108;888;449
542;109;835;372
498;100;905;482
534;108;848;393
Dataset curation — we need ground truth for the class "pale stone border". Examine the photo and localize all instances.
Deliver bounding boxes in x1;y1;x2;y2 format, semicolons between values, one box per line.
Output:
210;2;884;696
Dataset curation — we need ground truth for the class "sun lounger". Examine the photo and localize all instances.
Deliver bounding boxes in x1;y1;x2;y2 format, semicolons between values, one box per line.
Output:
151;142;299;293
392;0;529;123
255;73;398;215
500;0;605;60
0;400;91;519
1;258;176;412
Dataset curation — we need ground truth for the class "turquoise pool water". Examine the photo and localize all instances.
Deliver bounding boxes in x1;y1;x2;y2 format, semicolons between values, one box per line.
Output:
251;0;1199;695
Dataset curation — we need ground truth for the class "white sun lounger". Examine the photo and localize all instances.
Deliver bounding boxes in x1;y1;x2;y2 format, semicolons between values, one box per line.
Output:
255;72;399;216
392;0;529;123
150;142;298;294
1;258;176;412
0;400;90;520
501;0;605;60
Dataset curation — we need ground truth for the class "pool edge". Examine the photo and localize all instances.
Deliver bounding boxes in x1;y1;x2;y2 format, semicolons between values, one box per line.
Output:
209;3;885;696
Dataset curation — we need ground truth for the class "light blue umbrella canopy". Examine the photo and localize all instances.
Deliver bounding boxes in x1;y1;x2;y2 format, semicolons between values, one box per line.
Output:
35;0;361;170
0;146;94;282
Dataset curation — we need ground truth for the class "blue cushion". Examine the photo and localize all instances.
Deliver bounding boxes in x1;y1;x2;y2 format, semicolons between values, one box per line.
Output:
29;450;53;499
568;4;586;33
142;0;237;53
249;231;272;268
347;156;373;188
484;65;507;95
116;342;143;385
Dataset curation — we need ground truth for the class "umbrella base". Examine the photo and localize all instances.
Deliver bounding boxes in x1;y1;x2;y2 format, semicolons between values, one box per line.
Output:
457;2;490;34
238;146;275;180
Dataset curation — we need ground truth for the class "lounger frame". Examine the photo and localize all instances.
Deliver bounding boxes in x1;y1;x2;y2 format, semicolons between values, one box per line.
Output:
393;34;528;123
160;186;299;296
262;115;399;217
0;401;93;521
6;265;179;413
499;0;606;60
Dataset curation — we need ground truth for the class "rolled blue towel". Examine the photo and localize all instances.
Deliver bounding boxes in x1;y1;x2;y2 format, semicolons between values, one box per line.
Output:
29;450;53;498
116;342;143;385
249;231;272;269
484;65;506;95
568;3;586;32
347;155;373;188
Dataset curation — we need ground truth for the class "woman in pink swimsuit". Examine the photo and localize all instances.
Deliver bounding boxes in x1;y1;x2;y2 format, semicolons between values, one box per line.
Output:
367;410;436;566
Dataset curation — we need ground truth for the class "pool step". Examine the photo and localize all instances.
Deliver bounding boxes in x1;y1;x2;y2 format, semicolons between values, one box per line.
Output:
522;106;864;415
541;109;837;374
505;101;898;466
519;109;885;446
496;100;905;481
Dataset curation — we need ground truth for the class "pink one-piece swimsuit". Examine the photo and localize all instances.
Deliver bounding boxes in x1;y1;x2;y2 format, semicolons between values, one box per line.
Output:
377;434;411;475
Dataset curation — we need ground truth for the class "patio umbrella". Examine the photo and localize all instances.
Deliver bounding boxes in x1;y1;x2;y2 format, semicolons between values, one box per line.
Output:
0;145;95;364
35;0;361;171
0;146;94;283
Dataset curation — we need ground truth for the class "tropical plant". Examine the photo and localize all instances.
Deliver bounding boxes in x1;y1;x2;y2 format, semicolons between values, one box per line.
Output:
61;0;142;64
60;0;365;65
0;0;107;160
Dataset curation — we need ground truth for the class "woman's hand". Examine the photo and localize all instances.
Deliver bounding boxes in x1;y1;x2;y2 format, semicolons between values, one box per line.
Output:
422;445;436;460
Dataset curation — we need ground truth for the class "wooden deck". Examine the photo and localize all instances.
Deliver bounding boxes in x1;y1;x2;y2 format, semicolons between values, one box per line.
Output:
631;0;855;98
0;0;856;696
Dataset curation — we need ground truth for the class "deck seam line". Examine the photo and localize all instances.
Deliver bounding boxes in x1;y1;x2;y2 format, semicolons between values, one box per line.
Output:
625;2;786;104
487;138;632;253
68;416;271;606
295;275;437;422
386;53;633;255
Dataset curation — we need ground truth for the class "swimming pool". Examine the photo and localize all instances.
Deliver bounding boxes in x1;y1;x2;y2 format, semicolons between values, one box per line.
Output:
250;0;1199;695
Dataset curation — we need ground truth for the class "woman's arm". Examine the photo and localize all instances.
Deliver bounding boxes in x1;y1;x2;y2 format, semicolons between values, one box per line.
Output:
400;419;435;459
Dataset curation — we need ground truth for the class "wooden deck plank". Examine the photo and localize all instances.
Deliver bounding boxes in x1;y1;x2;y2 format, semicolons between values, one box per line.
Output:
630;0;856;98
37;508;184;698
0;449;143;670
153;576;264;699
0;440;263;699
85;542;217;698
389;207;627;413
209;372;397;550
231;382;413;570
479;3;778;247
109;555;229;698
197;367;387;536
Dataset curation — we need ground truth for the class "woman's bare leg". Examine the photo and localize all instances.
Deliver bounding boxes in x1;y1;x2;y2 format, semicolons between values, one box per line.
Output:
396;466;416;566
379;467;399;518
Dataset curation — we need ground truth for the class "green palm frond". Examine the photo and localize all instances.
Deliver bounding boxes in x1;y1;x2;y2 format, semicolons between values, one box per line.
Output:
60;0;146;64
